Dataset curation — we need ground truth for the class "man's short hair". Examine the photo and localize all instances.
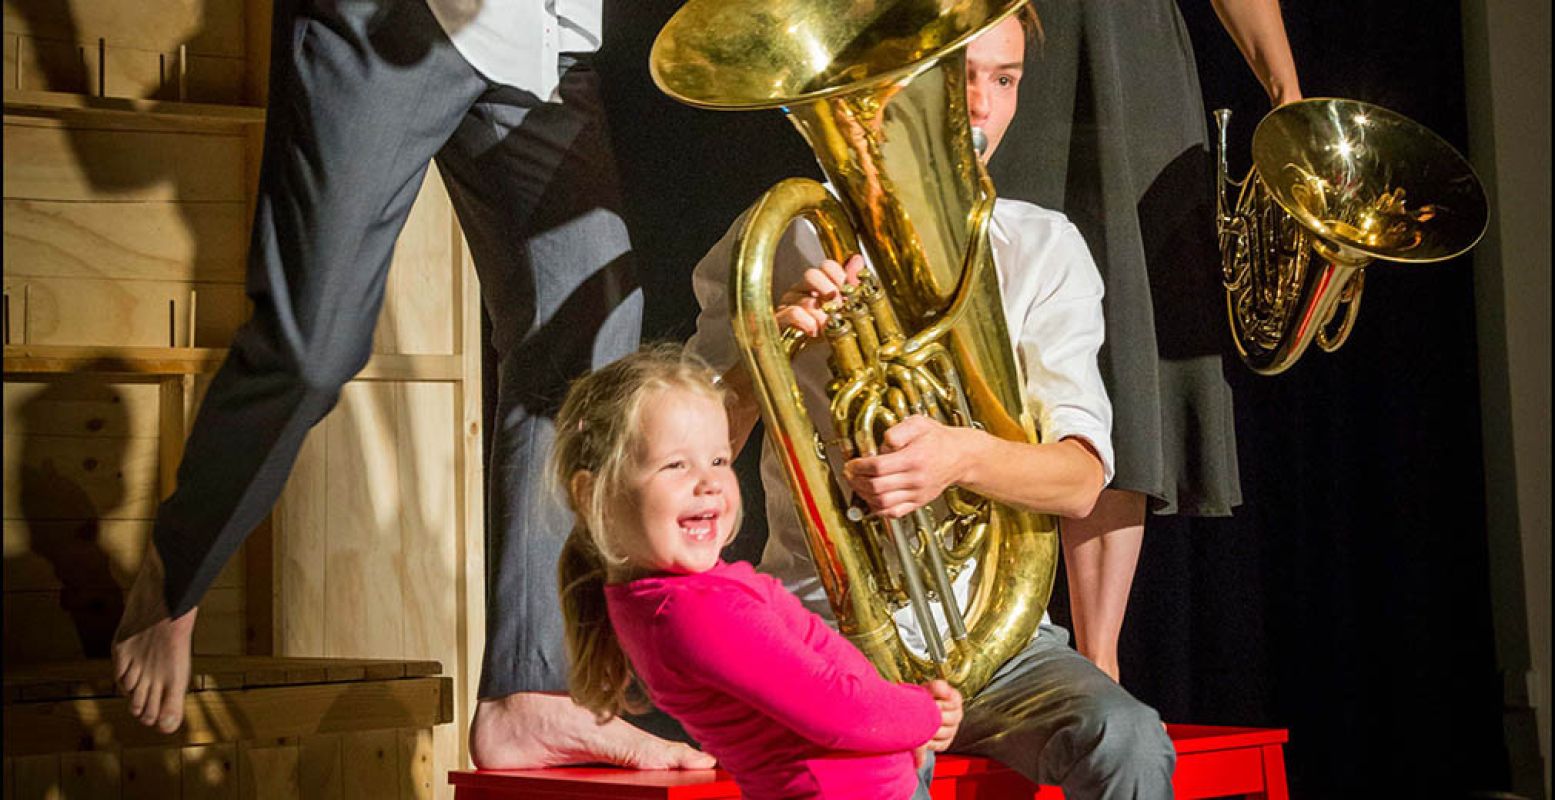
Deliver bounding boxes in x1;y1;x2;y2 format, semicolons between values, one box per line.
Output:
1016;5;1043;44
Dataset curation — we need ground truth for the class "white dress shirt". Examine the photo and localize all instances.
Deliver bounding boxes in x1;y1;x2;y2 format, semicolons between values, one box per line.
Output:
688;195;1113;649
425;0;602;101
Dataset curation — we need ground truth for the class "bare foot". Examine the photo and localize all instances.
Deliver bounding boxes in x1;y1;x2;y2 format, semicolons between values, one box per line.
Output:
112;544;197;734
469;691;717;770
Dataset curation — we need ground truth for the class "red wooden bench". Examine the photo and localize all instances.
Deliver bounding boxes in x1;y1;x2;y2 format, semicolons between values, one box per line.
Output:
449;723;1288;799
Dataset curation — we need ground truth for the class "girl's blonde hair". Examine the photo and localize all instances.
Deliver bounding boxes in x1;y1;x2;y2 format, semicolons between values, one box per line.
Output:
553;343;731;721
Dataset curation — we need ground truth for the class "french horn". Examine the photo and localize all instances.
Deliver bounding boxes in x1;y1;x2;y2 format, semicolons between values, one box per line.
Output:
1215;98;1489;374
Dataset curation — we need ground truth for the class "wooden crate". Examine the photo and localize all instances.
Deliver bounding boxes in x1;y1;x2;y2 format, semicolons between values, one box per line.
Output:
3;655;454;799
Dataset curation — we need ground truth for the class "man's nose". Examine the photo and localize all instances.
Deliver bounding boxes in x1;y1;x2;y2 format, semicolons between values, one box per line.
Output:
966;81;989;122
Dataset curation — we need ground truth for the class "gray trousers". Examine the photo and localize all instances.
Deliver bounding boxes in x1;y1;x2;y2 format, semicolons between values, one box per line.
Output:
151;0;640;700
951;624;1177;799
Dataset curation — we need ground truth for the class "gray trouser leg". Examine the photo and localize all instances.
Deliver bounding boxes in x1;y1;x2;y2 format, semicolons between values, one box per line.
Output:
951;625;1176;800
434;56;642;699
152;0;487;615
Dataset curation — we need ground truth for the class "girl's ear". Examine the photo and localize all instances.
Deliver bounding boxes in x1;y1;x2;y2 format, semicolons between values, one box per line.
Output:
569;469;596;515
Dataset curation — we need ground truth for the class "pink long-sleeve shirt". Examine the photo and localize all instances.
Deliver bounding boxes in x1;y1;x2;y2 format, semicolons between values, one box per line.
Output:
604;560;940;799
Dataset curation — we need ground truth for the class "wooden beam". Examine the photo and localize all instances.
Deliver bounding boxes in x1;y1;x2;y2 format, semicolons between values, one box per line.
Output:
2;676;452;757
4;88;263;131
3;345;464;382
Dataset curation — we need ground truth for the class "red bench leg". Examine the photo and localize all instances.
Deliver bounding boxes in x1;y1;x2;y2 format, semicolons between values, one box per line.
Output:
1254;743;1289;800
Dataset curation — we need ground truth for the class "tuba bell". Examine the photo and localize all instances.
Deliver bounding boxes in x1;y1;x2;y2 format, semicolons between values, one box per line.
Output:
651;0;1053;695
1214;98;1489;375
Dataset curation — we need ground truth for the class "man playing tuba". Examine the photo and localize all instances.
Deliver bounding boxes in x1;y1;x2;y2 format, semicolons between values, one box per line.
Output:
687;12;1175;798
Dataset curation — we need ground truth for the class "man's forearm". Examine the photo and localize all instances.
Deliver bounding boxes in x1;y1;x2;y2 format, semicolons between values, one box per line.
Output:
955;429;1106;520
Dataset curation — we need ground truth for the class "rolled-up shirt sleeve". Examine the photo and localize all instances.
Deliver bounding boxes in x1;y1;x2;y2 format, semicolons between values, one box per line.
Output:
687;209;825;375
1007;215;1115;485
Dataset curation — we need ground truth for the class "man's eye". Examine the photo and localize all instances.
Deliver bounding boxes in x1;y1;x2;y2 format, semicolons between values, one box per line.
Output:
712;457;729;467
997;75;1014;87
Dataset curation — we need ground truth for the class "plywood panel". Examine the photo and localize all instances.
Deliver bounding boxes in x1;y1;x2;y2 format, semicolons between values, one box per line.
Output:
323;383;403;659
4;33;19;91
57;751;118;798
397;729;434;800
10;38;88;95
237;739;299;800
297;735;341;800
4;520;245;592
3;124;246;203
1;431;160;520
395;383;458;795
9;755;59;800
340;731;397;800
120;747;181;800
181;744;236;800
275;428;327;656
4;199;249;283
2;0;245;58
3;586;242;663
2;276;247;348
3;381;160;438
376;170;455;356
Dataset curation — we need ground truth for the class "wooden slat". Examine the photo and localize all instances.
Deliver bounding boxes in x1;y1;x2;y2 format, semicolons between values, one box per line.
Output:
5;91;260;129
237;739;299;800
1;275;246;349
297;735;342;800
3;124;246;203
3;347;466;382
1;431;161;520
119;747;180;800
3;676;451;758
340;731;397;800
323;383;404;660
275;425;327;657
375;169;455;356
2;380;160;439
2;1;246;58
4;198;249;283
397;729;435;800
58;751;119;798
3;520;246;593
4;657;445;701
454;236;486;775
181;744;236;800
9;755;59;800
1;586;243;666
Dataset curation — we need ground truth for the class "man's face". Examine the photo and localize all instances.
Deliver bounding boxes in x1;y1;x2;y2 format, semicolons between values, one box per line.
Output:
966;15;1025;163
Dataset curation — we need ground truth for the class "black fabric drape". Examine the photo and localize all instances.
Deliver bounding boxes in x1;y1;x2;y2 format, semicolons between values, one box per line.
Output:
594;1;1512;796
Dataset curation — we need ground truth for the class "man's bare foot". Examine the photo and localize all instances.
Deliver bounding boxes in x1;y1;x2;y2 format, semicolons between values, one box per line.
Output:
469;692;716;770
112;544;197;734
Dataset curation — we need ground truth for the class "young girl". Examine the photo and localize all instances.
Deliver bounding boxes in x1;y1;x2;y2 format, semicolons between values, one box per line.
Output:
554;344;962;799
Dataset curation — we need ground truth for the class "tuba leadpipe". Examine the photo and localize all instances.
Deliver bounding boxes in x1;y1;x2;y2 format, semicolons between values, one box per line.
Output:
652;0;1056;694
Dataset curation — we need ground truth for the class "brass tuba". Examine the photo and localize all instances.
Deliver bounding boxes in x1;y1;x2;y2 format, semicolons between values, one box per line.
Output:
651;0;1053;694
1214;98;1489;374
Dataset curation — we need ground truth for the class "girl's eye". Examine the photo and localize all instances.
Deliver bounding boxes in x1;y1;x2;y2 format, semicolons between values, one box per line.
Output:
663;460;687;470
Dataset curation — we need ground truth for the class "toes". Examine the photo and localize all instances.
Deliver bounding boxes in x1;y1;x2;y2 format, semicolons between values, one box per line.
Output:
675;745;716;770
139;680;163;727
157;681;187;733
117;658;144;696
128;675;151;718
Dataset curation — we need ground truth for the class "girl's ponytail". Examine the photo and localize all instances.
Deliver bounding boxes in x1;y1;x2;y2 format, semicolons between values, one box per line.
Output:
558;525;644;721
550;343;728;721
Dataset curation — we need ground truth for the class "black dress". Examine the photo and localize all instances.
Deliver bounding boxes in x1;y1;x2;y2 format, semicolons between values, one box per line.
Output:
988;0;1241;516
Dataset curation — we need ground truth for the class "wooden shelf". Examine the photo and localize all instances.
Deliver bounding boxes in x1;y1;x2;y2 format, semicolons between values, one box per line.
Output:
3;656;451;758
3;89;265;131
3;344;464;382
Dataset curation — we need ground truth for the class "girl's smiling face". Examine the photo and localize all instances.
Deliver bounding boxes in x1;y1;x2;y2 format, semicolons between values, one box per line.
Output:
607;386;740;576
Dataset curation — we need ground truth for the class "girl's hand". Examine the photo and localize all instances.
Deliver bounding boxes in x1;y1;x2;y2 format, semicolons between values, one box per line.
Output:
925;679;963;752
775;254;864;337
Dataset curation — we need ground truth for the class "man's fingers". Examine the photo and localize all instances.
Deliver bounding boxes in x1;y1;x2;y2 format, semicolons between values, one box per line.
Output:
882;415;933;450
842;254;865;283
